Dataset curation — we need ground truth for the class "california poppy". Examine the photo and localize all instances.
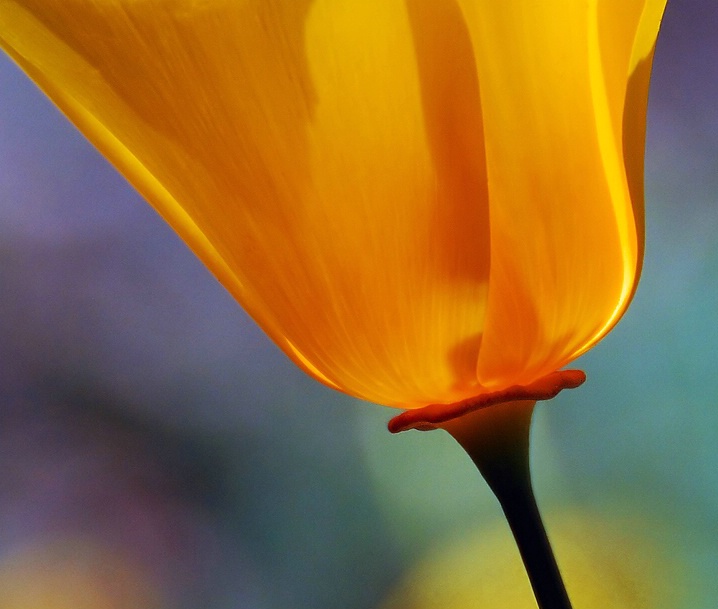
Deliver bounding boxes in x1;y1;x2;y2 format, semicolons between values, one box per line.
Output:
0;1;666;419
0;3;670;607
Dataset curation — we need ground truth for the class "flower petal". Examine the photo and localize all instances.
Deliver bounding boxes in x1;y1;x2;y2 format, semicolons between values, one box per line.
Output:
0;0;493;406
455;0;665;388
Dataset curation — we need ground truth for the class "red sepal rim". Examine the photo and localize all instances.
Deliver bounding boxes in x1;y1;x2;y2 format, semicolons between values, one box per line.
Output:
387;369;586;433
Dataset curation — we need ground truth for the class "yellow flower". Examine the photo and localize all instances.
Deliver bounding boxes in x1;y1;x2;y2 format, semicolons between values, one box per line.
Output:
0;1;665;411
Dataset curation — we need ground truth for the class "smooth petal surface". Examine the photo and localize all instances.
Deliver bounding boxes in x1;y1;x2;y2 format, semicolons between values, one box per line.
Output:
456;0;665;389
0;0;491;406
0;0;666;408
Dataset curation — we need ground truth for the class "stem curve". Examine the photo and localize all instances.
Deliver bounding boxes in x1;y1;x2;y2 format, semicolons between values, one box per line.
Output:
442;400;572;609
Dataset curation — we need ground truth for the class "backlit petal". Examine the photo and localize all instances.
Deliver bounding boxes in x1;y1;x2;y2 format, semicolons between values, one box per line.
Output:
455;0;665;388
0;0;666;410
0;0;491;406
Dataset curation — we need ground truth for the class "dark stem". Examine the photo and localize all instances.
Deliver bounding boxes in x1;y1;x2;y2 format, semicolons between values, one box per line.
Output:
442;400;572;609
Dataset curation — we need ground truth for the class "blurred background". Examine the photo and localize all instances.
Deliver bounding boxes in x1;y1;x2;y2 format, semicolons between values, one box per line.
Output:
0;1;716;608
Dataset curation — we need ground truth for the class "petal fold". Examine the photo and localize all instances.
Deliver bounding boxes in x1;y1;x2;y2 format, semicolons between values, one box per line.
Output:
0;0;666;408
454;0;665;388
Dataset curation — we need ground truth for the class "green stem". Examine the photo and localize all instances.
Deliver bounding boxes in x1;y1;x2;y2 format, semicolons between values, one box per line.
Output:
443;400;572;609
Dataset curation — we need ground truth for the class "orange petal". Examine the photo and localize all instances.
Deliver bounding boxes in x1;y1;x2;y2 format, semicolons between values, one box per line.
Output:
0;0;666;408
453;0;665;389
0;1;492;406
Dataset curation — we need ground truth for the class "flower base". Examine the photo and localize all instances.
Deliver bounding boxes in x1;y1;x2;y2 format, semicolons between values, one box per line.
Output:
387;369;586;433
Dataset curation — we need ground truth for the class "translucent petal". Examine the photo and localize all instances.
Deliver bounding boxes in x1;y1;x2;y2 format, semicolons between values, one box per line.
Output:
454;0;665;388
0;0;492;406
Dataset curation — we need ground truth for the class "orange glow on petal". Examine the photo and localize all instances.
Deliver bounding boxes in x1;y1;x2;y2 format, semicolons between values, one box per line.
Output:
0;0;666;408
0;1;493;406
454;1;665;389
